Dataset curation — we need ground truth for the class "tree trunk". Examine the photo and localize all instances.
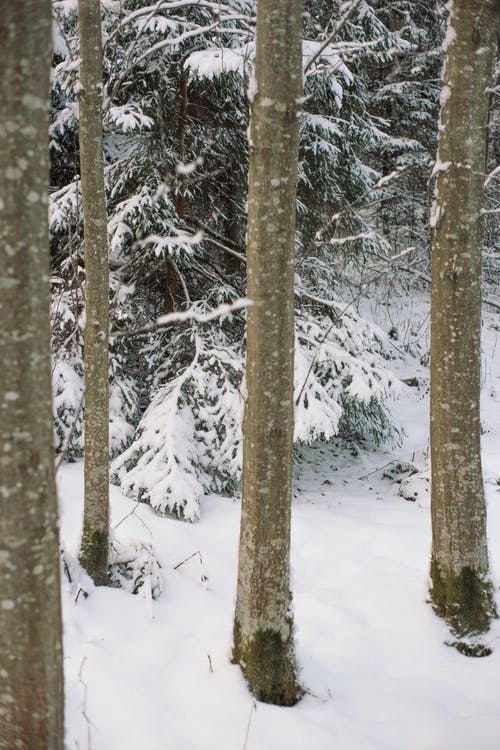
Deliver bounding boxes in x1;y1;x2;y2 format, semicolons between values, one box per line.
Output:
429;0;498;650
232;0;303;705
78;0;110;585
164;76;188;314
0;2;64;747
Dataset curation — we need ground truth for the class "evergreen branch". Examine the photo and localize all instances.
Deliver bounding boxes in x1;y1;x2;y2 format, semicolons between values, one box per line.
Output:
54;392;85;473
303;0;364;75
108;0;254;42
294;251;414;407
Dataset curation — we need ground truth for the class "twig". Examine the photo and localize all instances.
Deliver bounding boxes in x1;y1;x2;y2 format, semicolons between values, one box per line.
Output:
78;657;92;750
75;587;89;604
173;550;202;570
242;700;257;750
207;654;214;673
63;555;72;584
113;501;141;530
112;503;154;539
358;459;398;480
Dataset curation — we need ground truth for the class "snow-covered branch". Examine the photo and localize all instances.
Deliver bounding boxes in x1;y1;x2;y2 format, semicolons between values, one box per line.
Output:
303;0;364;75
110;298;252;339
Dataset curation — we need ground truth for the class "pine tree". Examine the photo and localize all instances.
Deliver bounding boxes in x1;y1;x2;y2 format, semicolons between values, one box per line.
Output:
0;1;64;746
78;0;111;585
231;0;303;705
429;0;498;654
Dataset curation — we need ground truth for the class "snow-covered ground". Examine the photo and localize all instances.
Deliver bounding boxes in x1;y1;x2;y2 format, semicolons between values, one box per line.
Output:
58;297;500;750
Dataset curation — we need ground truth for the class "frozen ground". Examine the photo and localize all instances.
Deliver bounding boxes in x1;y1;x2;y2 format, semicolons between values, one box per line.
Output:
58;297;500;750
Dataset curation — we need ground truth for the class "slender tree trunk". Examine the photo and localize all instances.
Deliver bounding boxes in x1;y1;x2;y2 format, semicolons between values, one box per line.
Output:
232;0;303;705
0;2;64;747
429;0;498;650
78;0;110;585
164;76;188;313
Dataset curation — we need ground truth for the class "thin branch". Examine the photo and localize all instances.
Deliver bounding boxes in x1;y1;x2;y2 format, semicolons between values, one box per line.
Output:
358;459;399;480
78;657;92;750
483;296;500;312
242;700;257;750
304;0;364;75
173;550;202;570
113;502;142;531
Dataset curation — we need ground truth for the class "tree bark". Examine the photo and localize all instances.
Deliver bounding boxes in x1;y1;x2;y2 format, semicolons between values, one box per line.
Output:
78;0;110;585
429;0;498;648
232;0;303;705
0;2;64;746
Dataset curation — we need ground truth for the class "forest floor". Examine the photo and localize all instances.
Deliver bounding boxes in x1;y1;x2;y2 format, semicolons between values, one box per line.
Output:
58;291;500;750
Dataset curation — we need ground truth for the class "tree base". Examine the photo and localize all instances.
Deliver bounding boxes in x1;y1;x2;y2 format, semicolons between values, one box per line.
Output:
430;559;497;647
232;620;302;706
446;640;492;658
80;525;109;586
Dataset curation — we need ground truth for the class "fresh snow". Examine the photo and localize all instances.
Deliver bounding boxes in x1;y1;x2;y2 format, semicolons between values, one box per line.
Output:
59;296;500;750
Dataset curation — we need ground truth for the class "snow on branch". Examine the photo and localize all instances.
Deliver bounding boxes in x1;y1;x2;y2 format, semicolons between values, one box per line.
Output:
110;298;252;339
303;0;364;75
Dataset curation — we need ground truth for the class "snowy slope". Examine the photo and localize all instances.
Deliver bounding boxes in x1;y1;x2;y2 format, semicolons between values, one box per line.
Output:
58;298;500;750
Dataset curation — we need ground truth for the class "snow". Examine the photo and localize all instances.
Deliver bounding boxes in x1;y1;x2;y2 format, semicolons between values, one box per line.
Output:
430;160;452;180
442;2;456;53
247;72;258;103
60;296;500;750
429;199;443;229
184;46;253;81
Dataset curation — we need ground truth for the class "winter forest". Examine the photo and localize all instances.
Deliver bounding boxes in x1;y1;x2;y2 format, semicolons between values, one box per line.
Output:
1;0;500;748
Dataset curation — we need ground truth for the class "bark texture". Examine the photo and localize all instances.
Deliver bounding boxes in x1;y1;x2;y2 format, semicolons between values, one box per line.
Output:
429;0;498;642
78;0;110;585
0;2;64;746
232;0;303;705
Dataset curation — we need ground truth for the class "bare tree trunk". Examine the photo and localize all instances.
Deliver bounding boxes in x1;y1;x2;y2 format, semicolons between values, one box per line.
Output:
0;2;64;746
78;0;110;585
232;0;303;705
429;0;498;651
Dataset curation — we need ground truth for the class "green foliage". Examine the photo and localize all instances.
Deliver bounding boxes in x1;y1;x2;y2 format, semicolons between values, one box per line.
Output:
49;1;441;518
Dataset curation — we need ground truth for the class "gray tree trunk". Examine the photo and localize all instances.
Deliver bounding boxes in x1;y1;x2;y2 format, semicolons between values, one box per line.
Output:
78;0;110;585
0;2;64;746
232;0;303;705
429;0;498;650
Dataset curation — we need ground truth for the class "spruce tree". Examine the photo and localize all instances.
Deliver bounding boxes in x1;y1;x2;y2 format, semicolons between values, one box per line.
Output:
49;1;406;519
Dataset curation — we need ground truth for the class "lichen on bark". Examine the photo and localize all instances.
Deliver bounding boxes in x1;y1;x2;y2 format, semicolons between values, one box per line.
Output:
232;620;302;706
79;525;110;586
430;559;496;648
